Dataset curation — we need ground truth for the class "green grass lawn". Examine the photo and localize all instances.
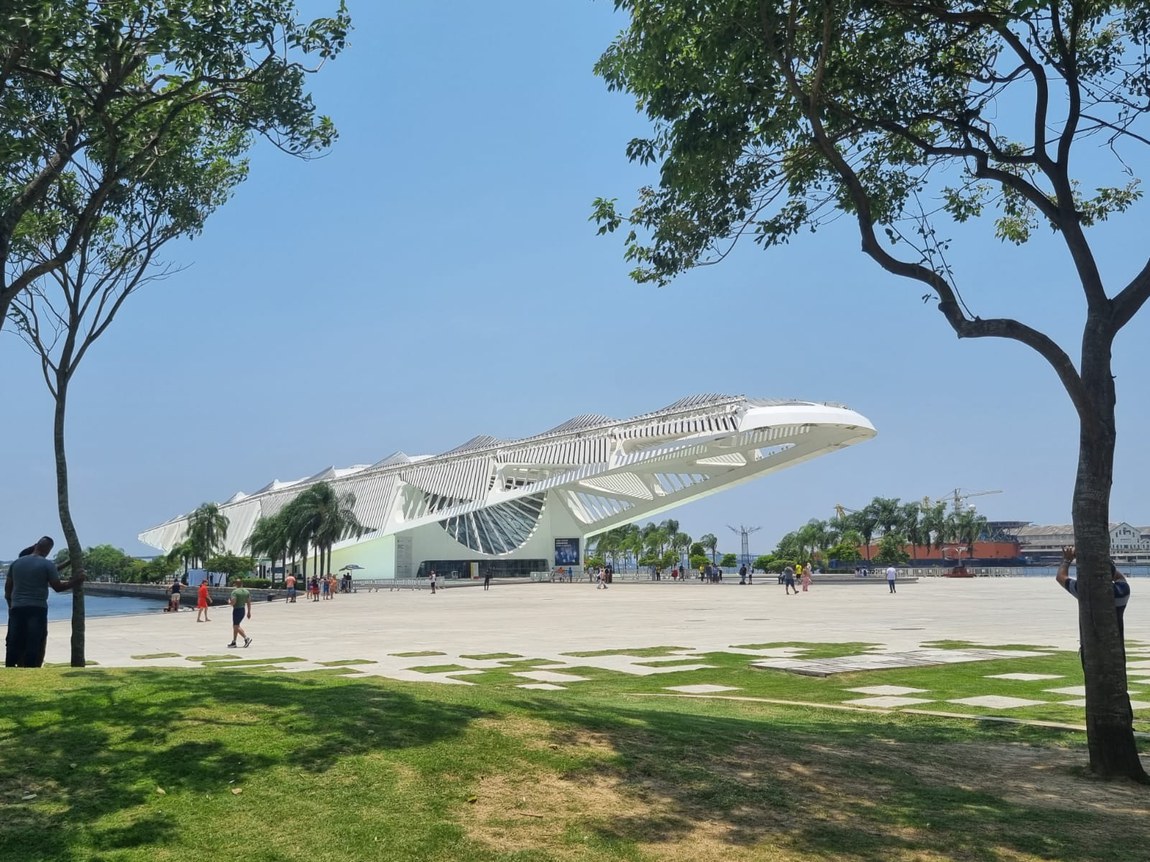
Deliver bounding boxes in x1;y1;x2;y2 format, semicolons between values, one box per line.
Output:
1;653;1148;861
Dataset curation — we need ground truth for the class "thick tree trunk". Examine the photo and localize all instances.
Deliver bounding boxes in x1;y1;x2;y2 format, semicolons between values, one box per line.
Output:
53;377;86;668
1076;340;1146;780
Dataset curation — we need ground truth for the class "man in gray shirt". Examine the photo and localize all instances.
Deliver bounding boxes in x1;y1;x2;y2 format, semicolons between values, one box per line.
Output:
4;536;84;667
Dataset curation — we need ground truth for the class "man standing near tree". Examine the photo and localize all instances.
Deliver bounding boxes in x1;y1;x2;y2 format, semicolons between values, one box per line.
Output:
1056;546;1131;651
4;537;84;667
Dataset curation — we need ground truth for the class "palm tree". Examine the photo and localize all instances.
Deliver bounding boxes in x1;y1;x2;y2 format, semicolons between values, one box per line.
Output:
621;523;643;572
287;482;364;577
901;502;925;561
699;533;718;565
185;503;230;569
954;509;989;562
797;519;830;563
671;531;691;569
245;513;290;583
920;500;948;558
871;497;903;538
166;539;195;577
851;506;880;561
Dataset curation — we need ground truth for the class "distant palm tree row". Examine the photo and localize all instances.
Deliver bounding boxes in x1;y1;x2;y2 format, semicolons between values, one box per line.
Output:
588;519;715;570
166;482;364;581
774;496;990;566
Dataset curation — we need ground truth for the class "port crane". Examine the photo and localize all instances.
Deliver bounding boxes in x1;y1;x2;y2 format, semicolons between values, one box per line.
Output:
934;488;1002;513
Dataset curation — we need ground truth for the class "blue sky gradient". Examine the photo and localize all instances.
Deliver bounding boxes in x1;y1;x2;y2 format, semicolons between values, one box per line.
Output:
4;1;1150;558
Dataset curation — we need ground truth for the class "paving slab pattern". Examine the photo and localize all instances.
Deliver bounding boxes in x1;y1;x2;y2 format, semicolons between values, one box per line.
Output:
42;580;1148;708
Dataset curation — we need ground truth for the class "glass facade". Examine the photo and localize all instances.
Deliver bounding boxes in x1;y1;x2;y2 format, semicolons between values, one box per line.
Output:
438;493;545;554
416;558;548;580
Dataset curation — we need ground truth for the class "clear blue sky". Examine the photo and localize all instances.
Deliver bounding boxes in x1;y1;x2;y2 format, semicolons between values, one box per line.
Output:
4;1;1150;558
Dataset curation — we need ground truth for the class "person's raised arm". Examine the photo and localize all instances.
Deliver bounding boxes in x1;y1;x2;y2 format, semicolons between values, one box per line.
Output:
1056;546;1075;587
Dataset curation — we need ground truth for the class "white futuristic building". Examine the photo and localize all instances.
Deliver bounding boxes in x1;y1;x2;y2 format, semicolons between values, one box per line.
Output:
139;394;876;579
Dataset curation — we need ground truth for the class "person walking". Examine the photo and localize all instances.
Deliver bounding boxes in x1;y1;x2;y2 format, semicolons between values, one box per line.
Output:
195;578;212;622
4;537;84;667
429;570;437;595
309;575;320;602
483;571;492;591
783;565;799;595
886;565;897;594
285;573;297;604
321;574;330;601
227;577;252;649
801;563;812;593
168;576;182;613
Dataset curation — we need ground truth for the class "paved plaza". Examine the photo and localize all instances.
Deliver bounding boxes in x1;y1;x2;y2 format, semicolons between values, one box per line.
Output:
52;577;1143;676
33;578;1150;721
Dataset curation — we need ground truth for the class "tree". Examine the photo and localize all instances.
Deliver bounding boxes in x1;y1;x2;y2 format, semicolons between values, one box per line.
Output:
752;554;773;573
699;532;719;564
9;114;246;667
954;509;990;562
920;501;949;557
594;1;1149;779
186;503;230;569
205;553;256;583
720;552;738;568
901;502;926;561
0;0;349;330
245;513;292;583
167;540;195;578
874;534;911;566
82;545;136;582
287;482;364;577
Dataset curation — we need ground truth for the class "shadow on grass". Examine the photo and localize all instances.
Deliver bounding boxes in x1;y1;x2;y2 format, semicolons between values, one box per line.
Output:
512;696;1147;861
0;669;488;861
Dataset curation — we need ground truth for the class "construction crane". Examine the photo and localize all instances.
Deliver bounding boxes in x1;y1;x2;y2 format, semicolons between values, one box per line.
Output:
833;503;858;519
933;488;1002;513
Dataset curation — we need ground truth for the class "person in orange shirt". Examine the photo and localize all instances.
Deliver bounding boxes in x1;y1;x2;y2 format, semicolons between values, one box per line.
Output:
196;578;212;622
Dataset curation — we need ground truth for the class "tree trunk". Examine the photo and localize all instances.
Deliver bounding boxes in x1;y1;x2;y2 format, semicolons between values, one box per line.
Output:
52;376;86;668
1076;340;1147;780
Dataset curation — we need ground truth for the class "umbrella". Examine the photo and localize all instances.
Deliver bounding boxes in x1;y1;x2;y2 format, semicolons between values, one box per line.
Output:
339;564;364;571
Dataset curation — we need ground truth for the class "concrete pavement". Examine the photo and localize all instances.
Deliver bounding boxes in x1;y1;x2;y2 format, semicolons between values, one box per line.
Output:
38;577;1145;679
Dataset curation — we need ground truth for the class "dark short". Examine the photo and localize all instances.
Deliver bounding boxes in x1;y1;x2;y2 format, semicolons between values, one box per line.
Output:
287;587;296;598
5;606;49;667
232;606;246;626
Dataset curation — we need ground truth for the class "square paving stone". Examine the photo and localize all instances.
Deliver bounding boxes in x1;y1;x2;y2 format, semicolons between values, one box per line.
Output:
842;696;935;708
512;670;589;683
847;685;930;696
1058;699;1150;710
986;673;1064;681
948;696;1048;709
1044;686;1087;696
517;683;566;691
665;684;740;694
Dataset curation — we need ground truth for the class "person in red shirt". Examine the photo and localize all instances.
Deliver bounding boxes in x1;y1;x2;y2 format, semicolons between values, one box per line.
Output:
196;579;212;622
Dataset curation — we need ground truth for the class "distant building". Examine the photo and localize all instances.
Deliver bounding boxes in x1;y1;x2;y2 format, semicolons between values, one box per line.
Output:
1006;522;1150;564
140;395;876;581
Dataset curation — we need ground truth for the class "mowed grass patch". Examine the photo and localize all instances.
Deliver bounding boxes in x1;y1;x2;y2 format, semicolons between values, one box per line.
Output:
131;653;182;660
921;640;1060;651
460;653;522;660
731;641;883;658
0;667;1147;861
562;645;689;658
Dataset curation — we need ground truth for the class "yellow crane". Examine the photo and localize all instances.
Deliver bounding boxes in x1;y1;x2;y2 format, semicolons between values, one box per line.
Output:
929;488;1003;513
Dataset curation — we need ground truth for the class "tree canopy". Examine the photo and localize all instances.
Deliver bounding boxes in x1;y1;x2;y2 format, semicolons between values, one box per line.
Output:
1;0;350;329
594;0;1150;779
